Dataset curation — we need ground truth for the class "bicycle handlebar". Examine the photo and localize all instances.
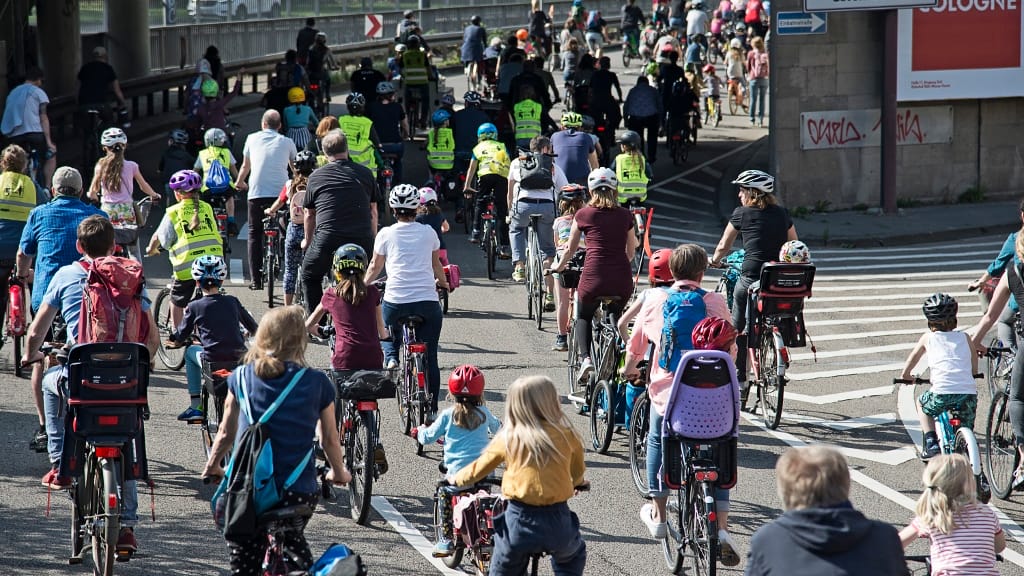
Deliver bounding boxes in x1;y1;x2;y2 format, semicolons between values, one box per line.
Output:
893;377;930;385
984;347;1014;357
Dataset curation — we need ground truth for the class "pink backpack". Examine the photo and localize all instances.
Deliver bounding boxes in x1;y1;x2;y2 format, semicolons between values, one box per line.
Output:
78;257;150;344
444;264;461;291
749;51;769;79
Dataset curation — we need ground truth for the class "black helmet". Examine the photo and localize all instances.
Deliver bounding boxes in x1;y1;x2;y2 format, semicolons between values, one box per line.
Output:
922;293;958;323
294;150;317;175
471;15;481;25
332;243;368;281
346;92;366;114
617;130;642;148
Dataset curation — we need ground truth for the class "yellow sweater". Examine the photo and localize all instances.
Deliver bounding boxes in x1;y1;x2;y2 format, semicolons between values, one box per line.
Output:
453;422;586;506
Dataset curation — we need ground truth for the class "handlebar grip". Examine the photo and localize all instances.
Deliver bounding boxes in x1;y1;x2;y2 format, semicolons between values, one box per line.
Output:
892;378;914;385
201;475;217;485
974;373;985;379
574;483;590;492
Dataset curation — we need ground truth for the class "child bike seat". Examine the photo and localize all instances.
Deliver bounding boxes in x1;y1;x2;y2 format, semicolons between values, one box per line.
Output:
663;350;739;442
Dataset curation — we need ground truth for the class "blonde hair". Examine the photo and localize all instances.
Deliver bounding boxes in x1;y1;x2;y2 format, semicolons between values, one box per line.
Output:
745;188;778;210
1015;225;1024;261
96;144;126;196
558;196;585;216
775;445;850;510
588;186;618;209
175;189;203;233
0;144;28;173
451;395;486;430
500;375;580;467
316;116;340;140
916;454;975;535
751;36;766;52
243;305;308;379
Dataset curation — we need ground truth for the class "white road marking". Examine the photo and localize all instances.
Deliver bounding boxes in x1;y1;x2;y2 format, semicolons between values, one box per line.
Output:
790;343;915;361
804;301;979;314
781;411;897;431
700;166;723;178
814;258;988;272
653;186;715;205
785;382;896;401
678;179;716;193
645;198;714;217
229;258;245;284
816;249;994;263
808;328;925;342
371;496;465;575
814;270;981;281
237;223;249;241
804;311;981;327
810;291;973;302
811;238;1004;255
897;380;923;453
811;280;968;291
651;139;758;190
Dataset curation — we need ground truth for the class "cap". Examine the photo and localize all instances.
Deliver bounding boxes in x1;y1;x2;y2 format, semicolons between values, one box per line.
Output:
52;166;83;192
403;9;415;16
92;46;107;58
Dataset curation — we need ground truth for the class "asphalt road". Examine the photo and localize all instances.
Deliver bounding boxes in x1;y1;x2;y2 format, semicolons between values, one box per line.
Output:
5;64;1023;576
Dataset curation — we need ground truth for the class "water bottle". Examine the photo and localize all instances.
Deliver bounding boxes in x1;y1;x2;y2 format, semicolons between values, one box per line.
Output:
9;282;25;335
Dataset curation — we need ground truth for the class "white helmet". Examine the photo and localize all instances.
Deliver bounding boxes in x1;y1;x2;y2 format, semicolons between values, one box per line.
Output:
204;127;228;147
389;183;420;211
100;127;128;148
587;167;618;192
729;38;742;50
419;186;438;205
779;240;811;263
731;169;774;194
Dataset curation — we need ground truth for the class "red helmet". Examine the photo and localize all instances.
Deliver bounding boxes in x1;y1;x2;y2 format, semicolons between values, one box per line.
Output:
448;364;485;397
692;317;737;351
649;249;674;285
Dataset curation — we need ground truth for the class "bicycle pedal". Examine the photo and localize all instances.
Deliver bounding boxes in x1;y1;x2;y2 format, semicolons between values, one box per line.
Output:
567;394;587;404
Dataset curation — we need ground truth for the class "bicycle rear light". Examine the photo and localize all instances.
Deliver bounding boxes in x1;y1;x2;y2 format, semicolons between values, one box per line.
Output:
266;229;277;237
310;83;319;90
417;371;426;390
408;343;427;354
707;510;717;523
95;446;122;459
949;418;961;428
108;493;119;510
357;401;377;411
216;214;227;220
694;470;718;482
97;415;120;427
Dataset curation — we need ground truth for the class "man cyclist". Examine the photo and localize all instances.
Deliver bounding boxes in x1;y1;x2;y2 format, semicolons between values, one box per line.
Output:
1;68;55;187
16;167;105;454
338;93;383;178
295;17;319;65
76;47;128;127
399;35;433;130
621;0;646;57
461;16;488;93
349;58;386;111
306;32;338;104
687;0;710;52
590;56;624;131
551;112;598;188
369;82;409;185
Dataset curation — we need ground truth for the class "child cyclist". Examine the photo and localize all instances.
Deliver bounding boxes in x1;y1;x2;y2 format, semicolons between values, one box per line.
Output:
617;247;676;342
413;365;502;557
899;454;1004;575
416;187;450;265
451;374;588;575
88;127;161;259
167;255;259;421
620;244;740;566
609;130;652;206
194;127;240;236
265;150;317;305
552;183;587;351
900;293;979;460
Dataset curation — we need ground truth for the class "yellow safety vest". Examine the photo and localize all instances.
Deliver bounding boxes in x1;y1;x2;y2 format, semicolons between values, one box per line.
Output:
0;172;36;223
402;50;429;85
166;199;224;281
338;115;377;175
198;146;234;193
615;153;649;203
426;128;455;170
473;140;510;178
513;99;542;142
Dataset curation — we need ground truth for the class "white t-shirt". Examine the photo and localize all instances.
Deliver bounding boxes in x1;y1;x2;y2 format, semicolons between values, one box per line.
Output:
686;10;709;37
508;158;569;201
242;129;297;200
927;331;976;395
1;83;48;137
375;221;441;304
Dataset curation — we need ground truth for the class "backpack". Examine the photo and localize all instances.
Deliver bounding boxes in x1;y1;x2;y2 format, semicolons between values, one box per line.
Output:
204;154;232;195
288;180;307;225
749;51;768;78
311;543;368;576
78;258;150;345
212;367;313;540
518;151;554;190
658;287;708;372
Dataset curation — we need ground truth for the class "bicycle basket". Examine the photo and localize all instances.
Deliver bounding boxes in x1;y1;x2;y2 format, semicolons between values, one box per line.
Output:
113;225;139;246
663;350;738;441
335;370;396;400
557;249;586;289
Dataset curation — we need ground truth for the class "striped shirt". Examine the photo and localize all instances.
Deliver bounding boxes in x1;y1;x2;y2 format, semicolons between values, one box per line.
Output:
912;503;1001;576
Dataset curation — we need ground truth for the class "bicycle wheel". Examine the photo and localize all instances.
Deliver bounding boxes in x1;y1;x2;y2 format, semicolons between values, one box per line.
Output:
440;288;449;315
757;329;784;430
985;391;1019;500
348;410;375;525
93;456;120;576
397;360;414;436
294;270;305;311
13;322;23;378
566;324;584;412
265;246;276;308
437;496;466;569
622;48;632;67
530;233;544;330
662;489;684;573
728;89;738;115
985;338;1012;400
629;391;650;497
416;399;428;456
954;427;990;504
590;380;615;454
155;288;186;370
687;482;717;576
526;243;535;320
485;225;497;281
71;459;93;560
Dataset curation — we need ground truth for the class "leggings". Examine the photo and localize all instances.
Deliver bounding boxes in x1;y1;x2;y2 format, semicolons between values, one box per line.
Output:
283;222;304;295
226;491;317;576
732;274;757;382
1011;345;1024;447
573;297;625;361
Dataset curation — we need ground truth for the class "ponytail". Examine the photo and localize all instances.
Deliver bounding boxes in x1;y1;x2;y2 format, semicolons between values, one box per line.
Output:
451;395;486;430
335;271;368;306
97;145;126;195
189;194;201;232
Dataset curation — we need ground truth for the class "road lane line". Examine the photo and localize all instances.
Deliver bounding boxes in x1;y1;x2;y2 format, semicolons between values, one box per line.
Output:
653;186;715;205
804;301;979;314
785;383;897;401
813;258;988;272
810;292;973;302
804;311;981;327
700;166;723;178
790;343;915;361
372;496;465;575
229;258;245;284
813;270;980;281
811;280;967;291
644;198;714;216
814;249;994;263
811;238;1003;255
808;329;925;341
237;222;249;241
650;139;758;190
678;179;716;193
781;412;897;431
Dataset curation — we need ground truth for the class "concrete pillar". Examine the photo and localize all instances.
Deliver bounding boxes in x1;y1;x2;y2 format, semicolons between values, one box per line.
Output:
36;0;80;98
106;1;151;80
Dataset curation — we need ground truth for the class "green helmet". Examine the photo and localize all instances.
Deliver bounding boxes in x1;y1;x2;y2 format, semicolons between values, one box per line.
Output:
561;111;583;128
201;79;219;98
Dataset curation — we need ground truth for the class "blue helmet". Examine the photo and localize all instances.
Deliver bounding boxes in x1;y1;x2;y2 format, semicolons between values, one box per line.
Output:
432;109;451;126
477;123;498;140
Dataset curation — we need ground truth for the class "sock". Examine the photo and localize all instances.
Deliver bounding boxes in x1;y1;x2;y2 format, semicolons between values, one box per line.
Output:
189;395;201;410
38;424;46;434
227;216;235;223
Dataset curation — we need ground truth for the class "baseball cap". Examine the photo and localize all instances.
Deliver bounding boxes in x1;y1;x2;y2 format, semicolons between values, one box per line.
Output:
52;166;83;193
92;46;107;58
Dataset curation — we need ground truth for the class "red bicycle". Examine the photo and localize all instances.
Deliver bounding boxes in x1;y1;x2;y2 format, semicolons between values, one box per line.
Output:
2;268;28;377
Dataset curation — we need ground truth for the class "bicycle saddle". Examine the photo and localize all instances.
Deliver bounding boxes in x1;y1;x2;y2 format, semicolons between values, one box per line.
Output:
257;504;314;526
398;314;425;327
595;296;624;304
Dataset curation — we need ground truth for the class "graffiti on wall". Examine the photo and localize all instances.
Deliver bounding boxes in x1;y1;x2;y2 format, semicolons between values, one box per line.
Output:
800;106;954;150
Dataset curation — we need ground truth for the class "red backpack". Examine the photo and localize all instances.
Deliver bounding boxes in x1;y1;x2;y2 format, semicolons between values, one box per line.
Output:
78;257;150;344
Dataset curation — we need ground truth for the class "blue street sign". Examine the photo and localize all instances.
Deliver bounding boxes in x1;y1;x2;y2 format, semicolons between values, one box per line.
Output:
776;11;828;35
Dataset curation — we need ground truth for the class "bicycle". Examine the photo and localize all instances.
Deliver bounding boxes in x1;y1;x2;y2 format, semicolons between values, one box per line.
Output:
309;80;328;118
2;267;28;377
712;250;744;313
394;311;432;455
525;213;546;330
208;193;231;257
436;477;503;574
622;29;641;67
727;79;747;116
667;109;693;166
904;553;1003;575
983;344;1018;500
473;192;499;281
112;198;153;260
556;250;586;411
628;345;654;497
256;504;316;575
586;296;626;454
522;483;590;576
153;283;189;371
623;199;649;271
262;210;287;308
704;95;722;128
194;359;237;461
894;376;990;504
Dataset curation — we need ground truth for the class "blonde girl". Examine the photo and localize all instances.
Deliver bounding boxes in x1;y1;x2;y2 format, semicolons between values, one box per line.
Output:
551;183;587;351
899;454;1003;575
204;305;351;575
452;375;588;575
89;128;160;258
724;44;747;112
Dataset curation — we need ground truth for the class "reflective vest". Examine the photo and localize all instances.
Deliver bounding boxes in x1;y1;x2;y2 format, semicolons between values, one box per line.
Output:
615;153;649;202
402;50;429;85
513;99;542;142
338;115;377;175
473;140;510;178
426;128;455;170
198;146;234;193
0;172;36;223
166;199;224;281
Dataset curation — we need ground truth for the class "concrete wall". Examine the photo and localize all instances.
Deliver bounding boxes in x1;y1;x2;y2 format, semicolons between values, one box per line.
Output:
770;0;1024;210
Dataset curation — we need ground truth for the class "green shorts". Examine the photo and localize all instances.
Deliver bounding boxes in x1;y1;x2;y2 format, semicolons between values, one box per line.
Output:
919;391;977;430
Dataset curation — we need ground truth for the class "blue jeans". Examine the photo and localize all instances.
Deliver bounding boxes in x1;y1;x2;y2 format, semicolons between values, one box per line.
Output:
749;78;768;123
283;222;304;295
380;142;405;185
43;366;138;526
491;501;586;576
382;299;443;411
184;345;204;397
509;200;557;263
647;407;730;510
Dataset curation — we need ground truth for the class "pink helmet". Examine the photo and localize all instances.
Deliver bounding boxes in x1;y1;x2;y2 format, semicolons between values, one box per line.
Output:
168;169;202;192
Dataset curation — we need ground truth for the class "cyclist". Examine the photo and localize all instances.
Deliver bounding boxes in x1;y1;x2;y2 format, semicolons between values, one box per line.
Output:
159;130;196;199
412;364;502;557
145;170;224;330
686;0;710;51
203;306;351;575
0;145;45;274
513;85;544;151
16;166;105;453
416;187;450;264
283;87;319;151
590;56;624;131
426;110;455;184
306;32;338;104
551;111;599;188
609;130;652;205
1;68;55;187
432;93;457;128
724;43;748;114
900;294;979;460
369;82;407;185
463;123;512;250
701;64;723;122
195;127;240;236
623;76;662;163
620;247;737;564
709;169;796;400
453;91;489;168
451;374;588;575
549;168;638;383
168;255;258;422
585;9;610;60
461;16;488;93
350;58;387;107
338;93;382;177
399;35;433;130
552;184;587;351
264;150;317;306
621;0;646;57
616;247;675;342
195;76;242;135
967;201;1024;349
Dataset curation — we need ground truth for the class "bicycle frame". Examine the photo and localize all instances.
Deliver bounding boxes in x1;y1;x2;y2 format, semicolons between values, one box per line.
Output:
748;319;789;382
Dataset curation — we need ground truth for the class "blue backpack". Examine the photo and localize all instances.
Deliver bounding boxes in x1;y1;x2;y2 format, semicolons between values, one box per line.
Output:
204;154;232;195
658;287;707;372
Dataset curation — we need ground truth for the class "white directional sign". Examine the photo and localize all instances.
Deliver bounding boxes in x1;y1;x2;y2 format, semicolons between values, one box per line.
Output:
365;14;383;38
776;11;828;35
804;0;935;11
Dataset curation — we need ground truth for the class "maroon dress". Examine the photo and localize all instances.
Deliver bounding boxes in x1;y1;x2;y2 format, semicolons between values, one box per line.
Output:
574;205;634;303
321;283;384;370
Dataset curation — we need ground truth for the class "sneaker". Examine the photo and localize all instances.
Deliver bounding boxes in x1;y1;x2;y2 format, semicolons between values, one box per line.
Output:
385;358;399;370
499;246;513;260
718;530;740;566
469;229;480;243
248;281;262;291
921;438;941;460
374;444;389;475
29;427;47;453
552;335;568;351
41;467;71;490
639;503;667;539
116;527;138;554
227;221;239;237
577;357;594;387
978;473;992;504
544;293;556;312
512;266;526;283
177;407;204;422
432;537;454;557
1012;469;1024;492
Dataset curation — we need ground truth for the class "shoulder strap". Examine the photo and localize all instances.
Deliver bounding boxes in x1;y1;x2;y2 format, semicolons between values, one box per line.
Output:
258;367;309;424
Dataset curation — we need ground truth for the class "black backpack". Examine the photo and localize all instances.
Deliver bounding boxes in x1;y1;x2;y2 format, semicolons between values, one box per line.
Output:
518;150;554;190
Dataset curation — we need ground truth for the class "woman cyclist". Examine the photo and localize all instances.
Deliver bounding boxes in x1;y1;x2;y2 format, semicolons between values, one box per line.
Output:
284;86;318;150
549;167;638;384
264;150;318;306
364;184;450;420
710;169;797;403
